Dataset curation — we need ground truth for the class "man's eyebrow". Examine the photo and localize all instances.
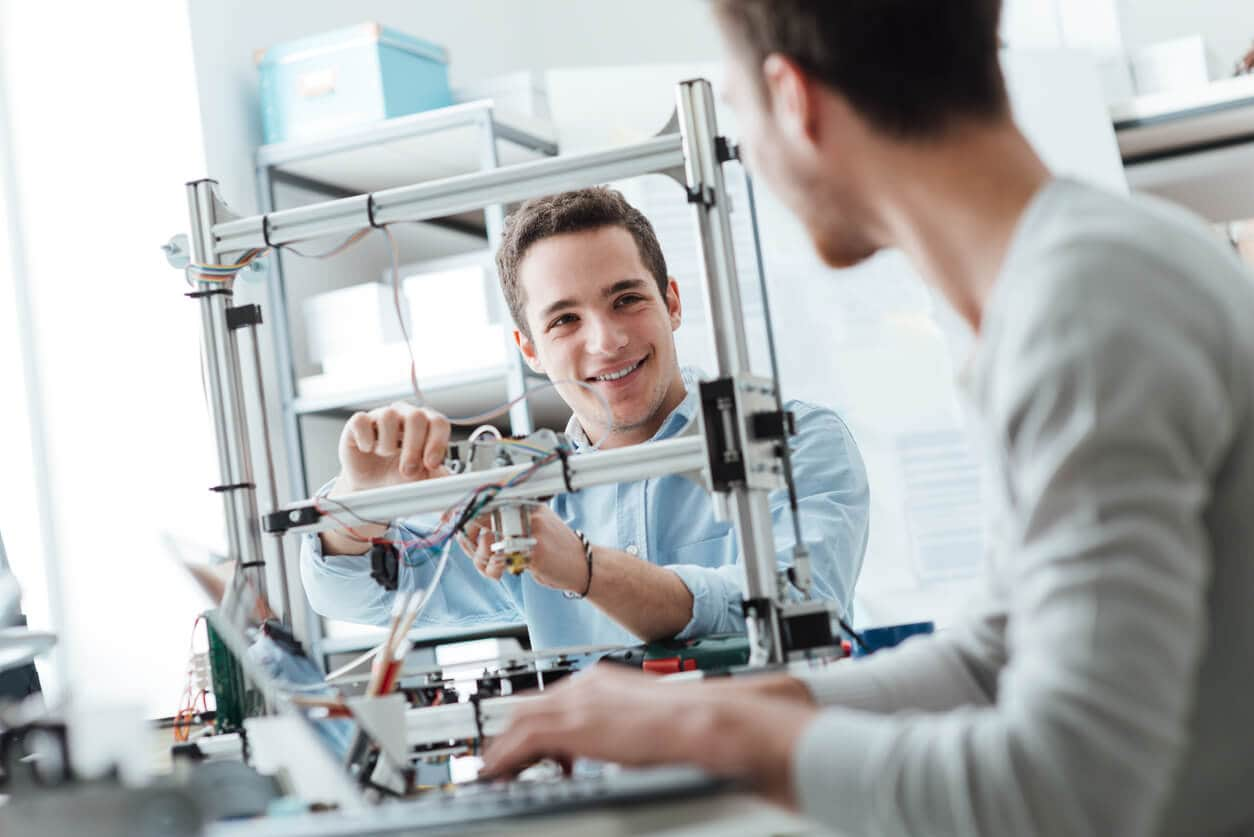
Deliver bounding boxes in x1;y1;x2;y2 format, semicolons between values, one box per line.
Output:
537;278;652;322
538;296;577;321
602;278;650;298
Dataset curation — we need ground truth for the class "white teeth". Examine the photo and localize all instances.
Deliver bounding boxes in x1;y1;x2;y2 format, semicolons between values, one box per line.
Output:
595;359;642;382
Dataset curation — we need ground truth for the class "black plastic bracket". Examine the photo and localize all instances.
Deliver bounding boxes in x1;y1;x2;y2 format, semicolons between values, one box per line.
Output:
698;378;745;491
369;543;400;592
226;304;263;330
262;506;320;533
779;609;836;653
686;185;715;206
715;136;738;163
740;596;772;619
751;410;796;441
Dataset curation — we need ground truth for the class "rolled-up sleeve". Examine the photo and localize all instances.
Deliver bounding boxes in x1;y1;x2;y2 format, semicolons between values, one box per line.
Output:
300;520;522;627
667;403;870;639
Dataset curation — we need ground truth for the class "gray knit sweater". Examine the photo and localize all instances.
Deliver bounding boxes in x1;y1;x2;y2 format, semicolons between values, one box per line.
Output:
795;179;1254;836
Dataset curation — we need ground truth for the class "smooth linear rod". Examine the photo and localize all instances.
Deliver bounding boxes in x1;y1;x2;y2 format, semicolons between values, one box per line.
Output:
268;436;706;537
214;135;685;254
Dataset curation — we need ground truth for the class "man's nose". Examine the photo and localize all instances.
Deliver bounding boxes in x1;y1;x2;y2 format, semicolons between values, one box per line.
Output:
584;315;629;354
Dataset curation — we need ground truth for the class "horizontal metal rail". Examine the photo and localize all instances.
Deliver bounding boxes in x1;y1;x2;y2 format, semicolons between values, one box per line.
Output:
267;435;707;536
215;134;685;254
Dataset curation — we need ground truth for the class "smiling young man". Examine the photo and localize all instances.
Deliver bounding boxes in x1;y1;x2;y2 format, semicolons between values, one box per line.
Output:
300;187;870;651
482;3;1254;835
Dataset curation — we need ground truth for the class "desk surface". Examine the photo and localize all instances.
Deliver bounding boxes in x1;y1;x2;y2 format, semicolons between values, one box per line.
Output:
207;792;830;837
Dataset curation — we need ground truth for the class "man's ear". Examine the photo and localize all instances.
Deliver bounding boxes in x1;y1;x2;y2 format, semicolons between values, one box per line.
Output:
513;328;544;374
762;53;820;147
665;277;682;331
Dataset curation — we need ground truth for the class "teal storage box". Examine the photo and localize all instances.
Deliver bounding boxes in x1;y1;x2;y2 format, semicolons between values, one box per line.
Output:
258;23;452;145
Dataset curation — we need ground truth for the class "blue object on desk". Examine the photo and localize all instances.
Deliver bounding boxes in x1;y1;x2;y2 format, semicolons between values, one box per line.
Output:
258;22;453;145
853;621;934;657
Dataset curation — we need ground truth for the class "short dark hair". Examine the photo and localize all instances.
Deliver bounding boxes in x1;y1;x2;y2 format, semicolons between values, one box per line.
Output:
712;0;1009;138
496;187;668;338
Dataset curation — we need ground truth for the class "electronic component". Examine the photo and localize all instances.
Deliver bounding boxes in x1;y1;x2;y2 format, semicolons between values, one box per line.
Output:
444;428;570;575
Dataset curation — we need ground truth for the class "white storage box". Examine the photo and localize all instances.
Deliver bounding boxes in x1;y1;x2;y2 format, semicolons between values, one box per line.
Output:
1131;35;1211;96
399;252;510;376
303;281;410;377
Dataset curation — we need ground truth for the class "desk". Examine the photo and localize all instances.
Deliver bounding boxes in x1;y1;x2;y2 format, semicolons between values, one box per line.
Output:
1114;75;1254;221
207;792;832;837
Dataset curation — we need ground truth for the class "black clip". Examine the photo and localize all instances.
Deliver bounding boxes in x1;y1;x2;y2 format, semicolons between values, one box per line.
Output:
226;304;263;331
555;447;575;494
261;213;275;249
369;542;400;591
185;288;232;299
366;194;383;229
751;410;796;441
210;482;255;493
686;185;715;206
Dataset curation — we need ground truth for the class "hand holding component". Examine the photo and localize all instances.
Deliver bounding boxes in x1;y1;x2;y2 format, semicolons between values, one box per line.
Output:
335;401;451;493
458;506;589;593
480;664;816;809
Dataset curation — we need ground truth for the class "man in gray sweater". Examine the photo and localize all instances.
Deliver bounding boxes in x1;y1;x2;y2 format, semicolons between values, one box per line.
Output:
483;1;1254;834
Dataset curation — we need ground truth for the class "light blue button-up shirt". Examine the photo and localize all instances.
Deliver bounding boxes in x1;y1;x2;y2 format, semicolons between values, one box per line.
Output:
301;370;869;650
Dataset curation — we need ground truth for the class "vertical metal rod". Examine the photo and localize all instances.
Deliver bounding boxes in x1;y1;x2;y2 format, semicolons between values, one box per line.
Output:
257;164;321;654
676;79;783;665
245;322;291;622
186;179;269;607
744;174;811;596
675;81;754;378
256;165;308;496
480;111;534;436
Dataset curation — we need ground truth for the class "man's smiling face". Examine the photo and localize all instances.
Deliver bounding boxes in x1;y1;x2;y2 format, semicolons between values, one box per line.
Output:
513;224;686;446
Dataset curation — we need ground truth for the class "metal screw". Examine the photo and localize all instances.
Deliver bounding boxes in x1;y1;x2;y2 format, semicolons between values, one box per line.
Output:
289;510;301;522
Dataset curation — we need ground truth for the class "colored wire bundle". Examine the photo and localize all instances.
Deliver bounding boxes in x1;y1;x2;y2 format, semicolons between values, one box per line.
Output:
173;615;212;742
184;247;269;284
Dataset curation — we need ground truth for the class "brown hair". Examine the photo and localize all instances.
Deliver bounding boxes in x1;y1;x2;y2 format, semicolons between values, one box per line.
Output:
496;187;668;338
712;0;1009;138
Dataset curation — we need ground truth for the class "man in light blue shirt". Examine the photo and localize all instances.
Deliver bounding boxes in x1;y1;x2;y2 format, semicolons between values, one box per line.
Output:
301;187;868;650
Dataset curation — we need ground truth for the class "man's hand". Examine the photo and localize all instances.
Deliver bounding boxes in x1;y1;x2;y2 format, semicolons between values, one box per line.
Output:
320;403;450;556
336;402;451;492
480;665;818;808
457;505;589;592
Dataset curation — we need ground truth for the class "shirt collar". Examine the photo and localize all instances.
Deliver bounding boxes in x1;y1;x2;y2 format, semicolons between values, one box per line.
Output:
563;366;703;451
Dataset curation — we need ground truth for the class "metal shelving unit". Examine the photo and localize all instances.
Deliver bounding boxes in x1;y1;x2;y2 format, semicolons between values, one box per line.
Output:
255;100;560;501
253;101;559;663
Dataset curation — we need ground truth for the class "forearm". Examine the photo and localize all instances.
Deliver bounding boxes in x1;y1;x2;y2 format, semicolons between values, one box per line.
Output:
585;547;694;641
318;473;386;556
701;671;816;705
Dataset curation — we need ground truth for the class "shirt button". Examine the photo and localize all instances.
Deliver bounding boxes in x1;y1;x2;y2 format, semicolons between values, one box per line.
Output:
625;544;639;556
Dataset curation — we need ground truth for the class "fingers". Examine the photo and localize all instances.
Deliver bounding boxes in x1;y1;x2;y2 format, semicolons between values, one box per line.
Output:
398;409;429;477
461;530;506;581
344;411;376;455
480;707;570;779
479;531;506;581
422;413;451;472
375;408;404;457
342;403;451;482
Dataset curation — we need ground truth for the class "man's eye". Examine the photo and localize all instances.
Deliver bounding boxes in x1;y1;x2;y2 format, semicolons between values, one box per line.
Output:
548;314;577;330
615;294;645;307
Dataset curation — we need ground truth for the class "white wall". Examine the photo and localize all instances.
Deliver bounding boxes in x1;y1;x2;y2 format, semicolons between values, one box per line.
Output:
1;0;222;719
187;0;725;215
1005;0;1254;81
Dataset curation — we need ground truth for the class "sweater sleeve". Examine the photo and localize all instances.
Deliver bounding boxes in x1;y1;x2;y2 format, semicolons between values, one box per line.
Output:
792;246;1225;837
